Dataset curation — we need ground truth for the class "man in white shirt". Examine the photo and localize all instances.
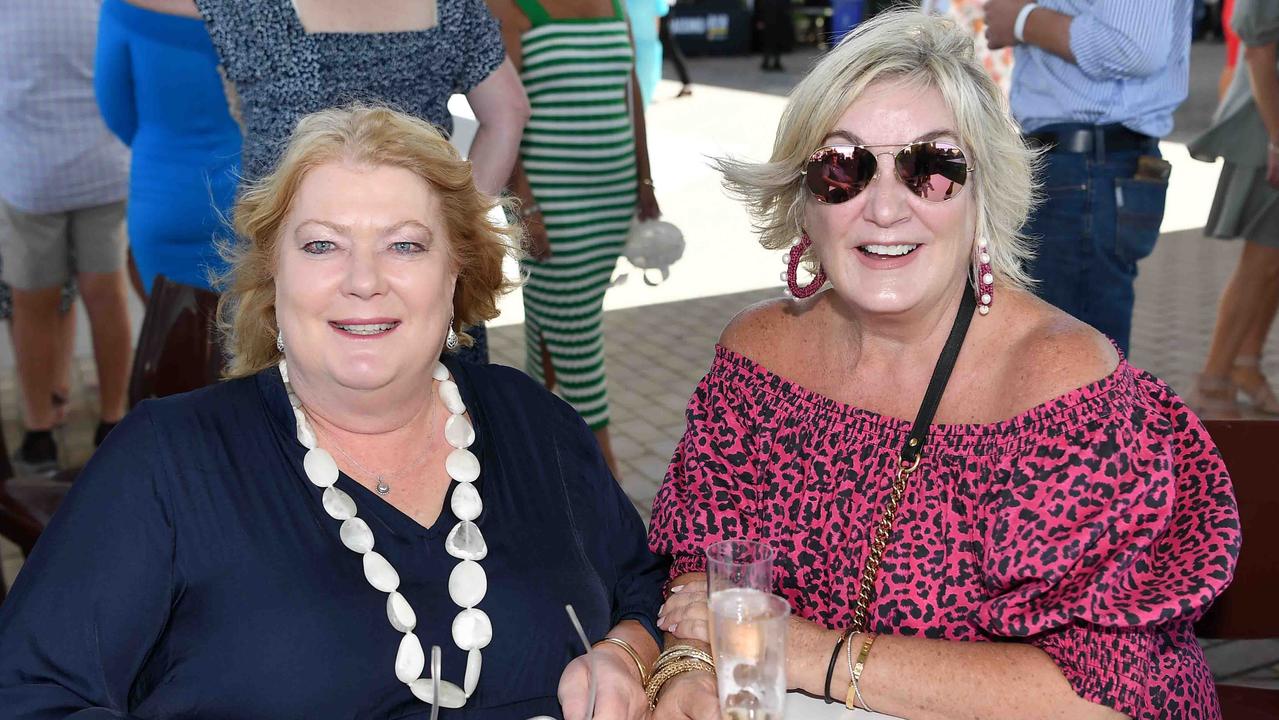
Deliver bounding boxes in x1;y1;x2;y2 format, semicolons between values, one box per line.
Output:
0;0;134;471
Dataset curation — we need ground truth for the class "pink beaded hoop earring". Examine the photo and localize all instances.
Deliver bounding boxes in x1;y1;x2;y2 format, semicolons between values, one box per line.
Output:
975;237;993;315
784;232;827;299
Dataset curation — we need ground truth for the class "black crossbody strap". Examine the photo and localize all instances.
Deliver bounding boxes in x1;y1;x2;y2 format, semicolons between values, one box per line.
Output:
847;288;978;635
900;289;977;466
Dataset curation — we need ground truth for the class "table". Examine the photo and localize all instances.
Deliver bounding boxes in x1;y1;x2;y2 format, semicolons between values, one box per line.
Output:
786;691;901;719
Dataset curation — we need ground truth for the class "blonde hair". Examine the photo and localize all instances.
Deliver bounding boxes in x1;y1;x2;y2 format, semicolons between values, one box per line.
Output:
217;104;521;378
717;9;1038;290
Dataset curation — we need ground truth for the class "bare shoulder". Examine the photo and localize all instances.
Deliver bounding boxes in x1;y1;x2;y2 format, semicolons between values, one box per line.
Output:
1002;296;1121;409
719;297;793;357
484;0;530;33
719;295;820;368
124;0;202;19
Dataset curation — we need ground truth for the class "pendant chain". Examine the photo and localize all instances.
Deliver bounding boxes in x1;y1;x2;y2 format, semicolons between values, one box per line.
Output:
305;405;438;495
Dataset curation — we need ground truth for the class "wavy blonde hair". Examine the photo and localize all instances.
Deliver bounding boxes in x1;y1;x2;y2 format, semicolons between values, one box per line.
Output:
217;104;521;378
717;9;1038;290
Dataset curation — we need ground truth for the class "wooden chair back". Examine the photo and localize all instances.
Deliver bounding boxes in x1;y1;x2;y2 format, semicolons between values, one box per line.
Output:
0;439;75;603
1199;420;1279;719
127;275;223;407
1199;420;1279;639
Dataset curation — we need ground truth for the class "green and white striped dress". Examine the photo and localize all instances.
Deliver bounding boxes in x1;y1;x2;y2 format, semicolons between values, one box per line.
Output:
516;0;636;430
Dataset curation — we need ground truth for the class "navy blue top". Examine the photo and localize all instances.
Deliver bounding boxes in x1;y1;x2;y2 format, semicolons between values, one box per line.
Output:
0;359;664;719
94;0;241;293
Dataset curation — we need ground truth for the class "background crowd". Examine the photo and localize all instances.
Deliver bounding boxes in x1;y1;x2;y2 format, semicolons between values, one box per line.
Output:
1;0;1265;476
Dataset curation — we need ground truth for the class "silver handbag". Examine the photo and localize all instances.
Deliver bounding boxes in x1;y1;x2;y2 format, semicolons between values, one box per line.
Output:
622;218;685;286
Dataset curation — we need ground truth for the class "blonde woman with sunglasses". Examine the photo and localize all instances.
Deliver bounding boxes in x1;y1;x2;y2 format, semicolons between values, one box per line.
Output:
644;11;1240;720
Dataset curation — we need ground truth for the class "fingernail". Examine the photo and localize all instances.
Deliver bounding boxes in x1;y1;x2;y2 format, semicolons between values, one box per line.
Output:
658;603;667;615
657;615;666;627
670;585;684;593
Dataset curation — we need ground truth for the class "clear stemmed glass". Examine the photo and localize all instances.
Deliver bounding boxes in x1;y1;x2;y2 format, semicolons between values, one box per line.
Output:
705;540;785;719
706;539;776;596
709;590;789;720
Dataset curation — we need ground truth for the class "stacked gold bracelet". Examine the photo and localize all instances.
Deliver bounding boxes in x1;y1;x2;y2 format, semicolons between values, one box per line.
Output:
643;645;716;708
655;645;713;667
592;637;649;686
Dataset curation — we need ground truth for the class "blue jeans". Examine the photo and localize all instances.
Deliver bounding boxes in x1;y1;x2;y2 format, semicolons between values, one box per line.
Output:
1023;143;1168;354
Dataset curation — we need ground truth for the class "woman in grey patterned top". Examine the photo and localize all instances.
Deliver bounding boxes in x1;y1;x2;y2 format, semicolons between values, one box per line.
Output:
194;0;528;189
189;0;532;363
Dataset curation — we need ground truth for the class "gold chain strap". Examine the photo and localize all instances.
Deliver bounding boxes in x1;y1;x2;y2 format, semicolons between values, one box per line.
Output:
848;453;921;634
844;290;973;634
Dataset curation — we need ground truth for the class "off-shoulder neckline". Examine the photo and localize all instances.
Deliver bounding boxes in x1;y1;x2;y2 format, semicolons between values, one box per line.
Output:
711;344;1140;454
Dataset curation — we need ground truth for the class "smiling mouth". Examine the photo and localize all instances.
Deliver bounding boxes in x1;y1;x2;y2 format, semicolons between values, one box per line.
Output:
858;243;920;258
330;321;401;336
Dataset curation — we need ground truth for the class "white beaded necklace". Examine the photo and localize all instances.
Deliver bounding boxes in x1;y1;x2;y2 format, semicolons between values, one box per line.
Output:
280;359;490;709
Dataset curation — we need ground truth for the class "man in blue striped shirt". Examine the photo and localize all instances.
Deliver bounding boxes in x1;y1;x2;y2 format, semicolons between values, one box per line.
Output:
985;0;1192;353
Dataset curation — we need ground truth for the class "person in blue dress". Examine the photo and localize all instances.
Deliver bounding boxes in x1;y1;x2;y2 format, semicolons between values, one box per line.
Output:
94;0;240;294
628;0;666;107
0;105;663;720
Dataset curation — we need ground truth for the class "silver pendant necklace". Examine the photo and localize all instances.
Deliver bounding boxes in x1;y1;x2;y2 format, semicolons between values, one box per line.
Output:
306;407;437;496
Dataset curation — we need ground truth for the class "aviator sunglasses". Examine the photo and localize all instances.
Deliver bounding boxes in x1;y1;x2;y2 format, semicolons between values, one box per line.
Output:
802;141;973;204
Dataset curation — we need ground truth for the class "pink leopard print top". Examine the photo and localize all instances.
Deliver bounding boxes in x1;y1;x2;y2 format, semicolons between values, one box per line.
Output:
648;346;1241;719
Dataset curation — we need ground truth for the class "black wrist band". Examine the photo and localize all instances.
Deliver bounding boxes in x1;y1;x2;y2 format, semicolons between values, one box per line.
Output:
824;632;848;704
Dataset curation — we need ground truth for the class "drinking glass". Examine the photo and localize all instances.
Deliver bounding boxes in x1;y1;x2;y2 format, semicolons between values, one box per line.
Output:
709;590;789;720
706;539;775;595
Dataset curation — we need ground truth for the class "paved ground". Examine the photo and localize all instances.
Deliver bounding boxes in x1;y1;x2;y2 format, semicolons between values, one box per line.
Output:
4;37;1277;689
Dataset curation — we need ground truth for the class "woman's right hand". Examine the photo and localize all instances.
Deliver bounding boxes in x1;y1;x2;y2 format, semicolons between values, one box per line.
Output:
651;669;719;720
557;645;648;720
525;212;551;260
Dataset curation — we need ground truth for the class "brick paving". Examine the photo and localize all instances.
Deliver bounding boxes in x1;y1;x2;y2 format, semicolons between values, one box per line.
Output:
5;37;1277;690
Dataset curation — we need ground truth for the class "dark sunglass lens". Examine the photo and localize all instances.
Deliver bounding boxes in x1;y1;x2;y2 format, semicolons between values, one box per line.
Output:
898;143;969;201
806;147;875;204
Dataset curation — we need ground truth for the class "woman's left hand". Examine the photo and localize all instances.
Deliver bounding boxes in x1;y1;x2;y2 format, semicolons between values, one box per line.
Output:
637;183;661;222
656;579;710;644
558;644;650;720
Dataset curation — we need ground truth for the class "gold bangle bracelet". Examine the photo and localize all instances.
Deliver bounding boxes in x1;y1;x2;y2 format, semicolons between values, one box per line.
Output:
644;657;714;709
845;632;878;712
593;637;649;685
654;645;714;671
844;631;860;705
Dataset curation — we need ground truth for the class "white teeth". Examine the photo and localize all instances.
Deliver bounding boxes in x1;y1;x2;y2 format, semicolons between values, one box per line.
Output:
335;322;397;335
862;244;918;257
